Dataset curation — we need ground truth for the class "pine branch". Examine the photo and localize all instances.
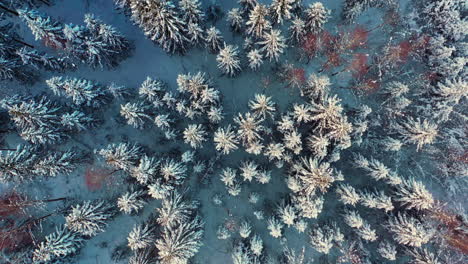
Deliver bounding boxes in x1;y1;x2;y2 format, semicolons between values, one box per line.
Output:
39;0;51;6
0;4;19;16
12;37;34;48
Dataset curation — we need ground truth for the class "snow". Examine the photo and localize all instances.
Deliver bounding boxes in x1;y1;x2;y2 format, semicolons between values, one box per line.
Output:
1;0;463;264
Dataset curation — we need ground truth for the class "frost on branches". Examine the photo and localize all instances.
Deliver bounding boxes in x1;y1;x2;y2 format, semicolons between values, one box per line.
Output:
258;29;287;62
18;9;130;68
155;216;204;264
214;125;239;155
217;44;242;77
270;0;296;25
65;200;114;237
0;145;80;183
304;2;330;33
46;76;109;107
33;226;83;263
205;27;224;53
97;143;142;172
386;213;434;248
117;190;147;214
127;223;155;251
246;4;272;39
129;0;188;54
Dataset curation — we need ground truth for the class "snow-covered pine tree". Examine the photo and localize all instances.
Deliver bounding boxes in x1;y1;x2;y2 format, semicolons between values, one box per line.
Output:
0;95;68;144
63;22;117;69
33;225;84;263
46;76;109;107
155;215;204;264
15;47;76;71
20;125;65;144
185;21;205;47
270;0;295;25
127;223;155;251
84;14;130;52
97;142;142;172
156;191;199;227
205;27;224;53
129;0;188;54
246;4;272;39
247;49;263;70
258;29;287;62
1;95;60;130
217;44;242;77
117;190;147;214
178;0;206;47
288;16;306;44
421;0;466;42
65;200;114;237
17;8;66;49
239;0;258;15
342;0;388;22
304;2;330;33
130;155;160;184
227;8;244;33
0;144;81;183
0;144;37;183
32;149;81;177
120;102;152;129
179;0;204;25
0;24;59;82
60;110;95;131
138;76;167;105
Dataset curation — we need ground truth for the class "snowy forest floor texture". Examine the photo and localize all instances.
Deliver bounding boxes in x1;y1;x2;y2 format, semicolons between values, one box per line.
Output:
0;0;467;264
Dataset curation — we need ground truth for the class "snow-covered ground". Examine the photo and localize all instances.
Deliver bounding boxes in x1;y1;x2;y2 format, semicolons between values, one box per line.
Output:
1;0;465;264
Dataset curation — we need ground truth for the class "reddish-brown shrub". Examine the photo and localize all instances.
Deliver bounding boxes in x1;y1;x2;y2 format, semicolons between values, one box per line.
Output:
287;67;306;88
429;207;468;254
348;53;369;79
323;52;342;70
0;222;33;251
320;30;339;53
300;33;319;59
84;166;113;191
0;192;27;217
345;26;368;50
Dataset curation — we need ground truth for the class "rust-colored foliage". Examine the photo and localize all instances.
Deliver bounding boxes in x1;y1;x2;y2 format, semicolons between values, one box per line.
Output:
323;52;342;70
223;218;238;232
84;166;113;191
277;64;307;89
300;33;319;59
0;221;33;251
320;30;339;52
384;34;431;66
354;78;380;94
344;26;368;50
286;67;306;89
43;35;67;50
0;192;27;217
430;207;468;255
348;53;369;79
445;234;468;255
457;151;468;164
